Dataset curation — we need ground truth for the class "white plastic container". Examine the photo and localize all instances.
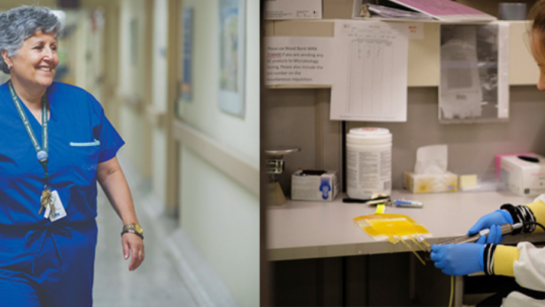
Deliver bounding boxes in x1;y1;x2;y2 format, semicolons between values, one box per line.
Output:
346;127;392;199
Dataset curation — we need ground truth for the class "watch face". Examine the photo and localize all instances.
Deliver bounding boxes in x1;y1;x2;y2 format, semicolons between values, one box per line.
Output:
135;224;143;234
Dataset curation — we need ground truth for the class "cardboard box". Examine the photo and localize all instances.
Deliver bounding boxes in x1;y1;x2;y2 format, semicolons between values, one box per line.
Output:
403;172;458;194
291;170;338;201
495;153;535;178
501;154;545;196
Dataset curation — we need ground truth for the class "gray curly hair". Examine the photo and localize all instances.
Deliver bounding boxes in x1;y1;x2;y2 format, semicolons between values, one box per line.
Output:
0;6;63;74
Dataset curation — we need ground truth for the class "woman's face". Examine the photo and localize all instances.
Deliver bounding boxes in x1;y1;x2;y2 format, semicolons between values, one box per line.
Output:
531;30;545;90
5;30;59;89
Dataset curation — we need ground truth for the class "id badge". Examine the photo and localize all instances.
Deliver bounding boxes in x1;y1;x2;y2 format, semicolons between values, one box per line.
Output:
44;190;67;222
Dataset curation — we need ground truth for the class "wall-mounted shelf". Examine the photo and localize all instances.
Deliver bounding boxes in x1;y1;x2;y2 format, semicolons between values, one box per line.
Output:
265;20;538;87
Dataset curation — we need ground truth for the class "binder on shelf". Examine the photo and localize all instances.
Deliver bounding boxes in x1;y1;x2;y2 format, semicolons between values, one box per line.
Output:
353;0;497;22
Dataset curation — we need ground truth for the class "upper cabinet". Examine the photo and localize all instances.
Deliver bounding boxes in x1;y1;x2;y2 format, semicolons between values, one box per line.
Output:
265;0;540;87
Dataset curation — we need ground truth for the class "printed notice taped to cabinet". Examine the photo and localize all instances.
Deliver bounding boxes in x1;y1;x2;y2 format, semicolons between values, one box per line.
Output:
330;20;409;122
265;37;333;86
264;0;322;20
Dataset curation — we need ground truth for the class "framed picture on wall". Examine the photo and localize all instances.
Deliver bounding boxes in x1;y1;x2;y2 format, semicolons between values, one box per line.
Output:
129;17;138;67
218;0;246;118
181;7;194;102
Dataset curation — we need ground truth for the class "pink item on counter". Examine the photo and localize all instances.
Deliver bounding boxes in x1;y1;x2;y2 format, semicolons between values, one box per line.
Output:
496;153;538;178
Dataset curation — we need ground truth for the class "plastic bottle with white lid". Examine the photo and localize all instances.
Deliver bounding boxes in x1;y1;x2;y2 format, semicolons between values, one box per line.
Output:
346;127;392;199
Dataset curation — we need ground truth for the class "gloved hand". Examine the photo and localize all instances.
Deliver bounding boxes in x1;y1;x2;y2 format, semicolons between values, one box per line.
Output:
468;209;513;236
482;224;503;245
430;243;485;276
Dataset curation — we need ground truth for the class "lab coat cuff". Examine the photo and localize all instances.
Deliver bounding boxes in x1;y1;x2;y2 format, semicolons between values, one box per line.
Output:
493;245;519;277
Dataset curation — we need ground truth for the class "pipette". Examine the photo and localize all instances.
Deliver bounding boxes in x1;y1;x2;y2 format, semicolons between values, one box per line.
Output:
428;223;522;251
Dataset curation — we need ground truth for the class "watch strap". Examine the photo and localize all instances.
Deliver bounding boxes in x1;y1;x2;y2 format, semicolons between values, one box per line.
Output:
121;228;144;240
123;223;140;231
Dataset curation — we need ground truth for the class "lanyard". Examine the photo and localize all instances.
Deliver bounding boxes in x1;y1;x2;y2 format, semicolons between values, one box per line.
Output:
8;80;50;183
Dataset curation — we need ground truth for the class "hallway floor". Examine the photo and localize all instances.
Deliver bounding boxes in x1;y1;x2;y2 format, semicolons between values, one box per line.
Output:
92;179;198;306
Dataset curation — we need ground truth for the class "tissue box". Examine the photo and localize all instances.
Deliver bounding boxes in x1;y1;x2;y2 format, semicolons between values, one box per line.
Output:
291;170;338;201
403;172;458;194
501;154;545;196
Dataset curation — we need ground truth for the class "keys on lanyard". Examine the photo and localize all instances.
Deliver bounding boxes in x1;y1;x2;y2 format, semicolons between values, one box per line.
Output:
8;80;55;216
39;187;55;217
36;150;54;217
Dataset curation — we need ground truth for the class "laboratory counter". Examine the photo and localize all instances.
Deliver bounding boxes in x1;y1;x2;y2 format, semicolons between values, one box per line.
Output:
268;190;545;306
268;190;545;261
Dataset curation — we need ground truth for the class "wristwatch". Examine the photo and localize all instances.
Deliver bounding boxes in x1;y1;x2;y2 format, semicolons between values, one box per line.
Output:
121;223;144;240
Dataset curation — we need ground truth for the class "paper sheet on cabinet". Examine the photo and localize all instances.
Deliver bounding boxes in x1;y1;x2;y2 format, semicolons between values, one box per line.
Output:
265;36;333;86
439;22;509;123
330;20;409;122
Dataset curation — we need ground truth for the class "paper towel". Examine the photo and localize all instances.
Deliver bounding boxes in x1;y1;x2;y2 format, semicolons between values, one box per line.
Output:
414;145;448;174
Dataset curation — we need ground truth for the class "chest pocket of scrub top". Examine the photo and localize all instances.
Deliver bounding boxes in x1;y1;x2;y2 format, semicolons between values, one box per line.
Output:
67;139;101;185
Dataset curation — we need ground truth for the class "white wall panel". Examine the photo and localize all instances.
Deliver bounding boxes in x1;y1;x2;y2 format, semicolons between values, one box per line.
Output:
180;147;259;307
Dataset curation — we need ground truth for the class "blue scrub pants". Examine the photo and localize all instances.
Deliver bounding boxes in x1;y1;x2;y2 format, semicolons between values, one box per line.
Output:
0;221;97;307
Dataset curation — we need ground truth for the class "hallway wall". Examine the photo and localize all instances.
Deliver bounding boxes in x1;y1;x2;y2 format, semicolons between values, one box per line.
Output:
178;2;259;163
177;0;260;306
180;147;259;307
111;0;260;305
151;0;168;204
118;0;150;176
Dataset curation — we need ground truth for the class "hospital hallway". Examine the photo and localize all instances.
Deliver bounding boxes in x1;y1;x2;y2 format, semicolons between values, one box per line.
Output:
0;0;259;306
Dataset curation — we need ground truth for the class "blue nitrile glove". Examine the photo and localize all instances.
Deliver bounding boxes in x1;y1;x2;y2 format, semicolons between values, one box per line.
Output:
484;225;503;245
468;209;513;237
430;243;485;276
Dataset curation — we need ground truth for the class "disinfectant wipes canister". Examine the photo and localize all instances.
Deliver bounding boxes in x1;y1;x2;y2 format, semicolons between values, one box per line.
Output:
346;127;392;199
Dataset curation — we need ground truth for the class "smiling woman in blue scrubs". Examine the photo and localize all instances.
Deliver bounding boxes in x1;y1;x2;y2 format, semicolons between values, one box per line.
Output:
0;6;145;306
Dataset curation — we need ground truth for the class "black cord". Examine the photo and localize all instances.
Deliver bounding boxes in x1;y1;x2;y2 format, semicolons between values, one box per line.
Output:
524;221;545;233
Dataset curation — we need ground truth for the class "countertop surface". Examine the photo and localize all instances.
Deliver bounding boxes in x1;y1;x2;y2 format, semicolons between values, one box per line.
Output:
267;190;545;260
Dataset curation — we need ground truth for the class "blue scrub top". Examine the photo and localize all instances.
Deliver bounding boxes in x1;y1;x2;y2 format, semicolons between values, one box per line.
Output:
0;81;124;226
